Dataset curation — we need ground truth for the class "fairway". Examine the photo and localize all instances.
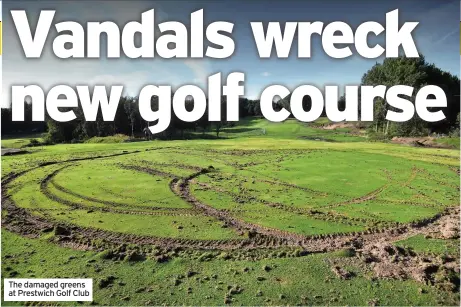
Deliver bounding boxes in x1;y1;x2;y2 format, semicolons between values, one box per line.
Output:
1;119;460;305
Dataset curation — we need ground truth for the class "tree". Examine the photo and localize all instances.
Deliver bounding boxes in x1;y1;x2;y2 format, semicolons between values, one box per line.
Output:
45;116;81;143
361;55;460;136
252;99;262;116
337;95;346;112
449;113;460;137
1;103;46;135
197;102;211;135
123;97;138;138
214;96;228;138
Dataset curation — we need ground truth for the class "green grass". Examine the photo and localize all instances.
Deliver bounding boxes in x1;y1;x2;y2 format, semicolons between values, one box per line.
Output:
395;234;459;255
1;118;459;306
216;118;366;142
333;201;441;223
1;133;45;148
53;163;189;209
44;208;239;240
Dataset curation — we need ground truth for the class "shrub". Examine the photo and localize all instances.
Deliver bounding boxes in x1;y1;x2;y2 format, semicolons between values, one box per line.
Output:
28;138;40;146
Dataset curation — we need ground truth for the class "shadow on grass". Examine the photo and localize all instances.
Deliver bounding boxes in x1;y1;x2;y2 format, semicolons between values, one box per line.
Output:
297;136;338;142
221;128;260;134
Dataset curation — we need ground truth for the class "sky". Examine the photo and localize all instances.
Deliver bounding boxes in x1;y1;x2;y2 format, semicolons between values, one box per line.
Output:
1;0;460;107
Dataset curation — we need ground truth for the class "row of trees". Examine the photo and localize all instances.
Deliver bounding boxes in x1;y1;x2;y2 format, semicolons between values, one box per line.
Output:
1;104;46;135
1;97;264;143
275;56;460;137
2;55;459;143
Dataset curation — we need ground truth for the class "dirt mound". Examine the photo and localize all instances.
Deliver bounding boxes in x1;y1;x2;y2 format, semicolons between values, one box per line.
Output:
357;241;459;290
359;243;415;279
331;266;354;280
425;212;460;239
322;122;356;130
441;220;460;239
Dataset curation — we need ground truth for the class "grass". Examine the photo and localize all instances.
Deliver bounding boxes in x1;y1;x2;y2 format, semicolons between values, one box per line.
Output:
53;163;188;208
395;234;459;255
1;117;459;305
45;208;239;240
84;134;131;144
216;118;366;142
1;133;45;148
2;230;458;306
435;137;460;149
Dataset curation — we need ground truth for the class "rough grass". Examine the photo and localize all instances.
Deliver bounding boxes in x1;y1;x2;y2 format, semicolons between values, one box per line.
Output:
2;230;458;306
395;234;459;255
435;137;460;149
1;133;45;148
84;134;130;144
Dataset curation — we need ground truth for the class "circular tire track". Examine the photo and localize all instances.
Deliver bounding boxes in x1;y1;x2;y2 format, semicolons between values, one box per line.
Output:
43;166;198;216
1;150;458;255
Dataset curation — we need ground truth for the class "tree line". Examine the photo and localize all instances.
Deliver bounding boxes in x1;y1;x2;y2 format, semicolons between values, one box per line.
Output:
1;55;459;143
1;96;264;143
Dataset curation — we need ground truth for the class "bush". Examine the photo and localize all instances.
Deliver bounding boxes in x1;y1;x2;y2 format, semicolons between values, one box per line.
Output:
449;128;460;138
28;138;40;146
24;138;53;147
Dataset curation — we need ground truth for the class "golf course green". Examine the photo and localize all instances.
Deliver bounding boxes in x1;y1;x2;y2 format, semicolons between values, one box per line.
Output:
2;118;459;305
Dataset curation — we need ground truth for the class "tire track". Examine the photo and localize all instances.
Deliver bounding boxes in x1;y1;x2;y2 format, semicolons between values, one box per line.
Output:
41;167;200;217
2;154;458;255
2;192;457;254
194;181;379;227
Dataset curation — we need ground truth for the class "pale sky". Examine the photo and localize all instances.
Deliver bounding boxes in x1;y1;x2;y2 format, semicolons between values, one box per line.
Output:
1;0;459;107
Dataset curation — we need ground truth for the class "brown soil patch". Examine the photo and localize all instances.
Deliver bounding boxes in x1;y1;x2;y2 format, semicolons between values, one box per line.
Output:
322;122;356;130
1;148;29;156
